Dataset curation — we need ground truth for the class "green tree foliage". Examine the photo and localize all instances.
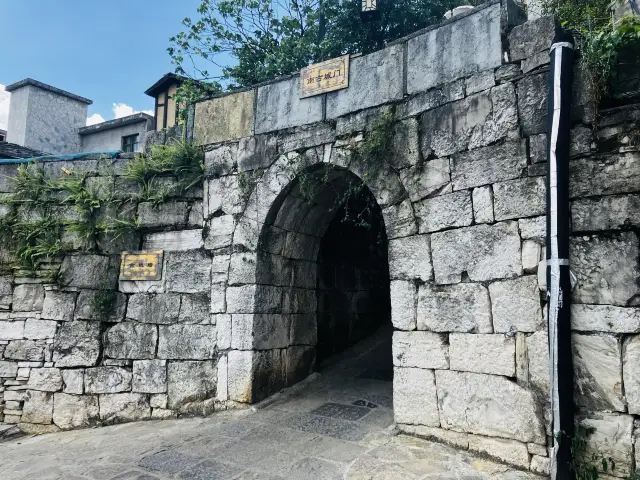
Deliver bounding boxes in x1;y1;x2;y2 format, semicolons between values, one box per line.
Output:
168;0;476;92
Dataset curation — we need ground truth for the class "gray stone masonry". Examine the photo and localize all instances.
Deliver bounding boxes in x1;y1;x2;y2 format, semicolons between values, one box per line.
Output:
0;6;638;477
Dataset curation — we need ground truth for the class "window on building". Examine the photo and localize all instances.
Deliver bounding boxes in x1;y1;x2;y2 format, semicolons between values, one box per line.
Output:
122;134;139;153
0;134;5;142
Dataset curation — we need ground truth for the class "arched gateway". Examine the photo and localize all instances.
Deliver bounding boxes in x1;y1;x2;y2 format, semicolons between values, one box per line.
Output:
222;146;409;404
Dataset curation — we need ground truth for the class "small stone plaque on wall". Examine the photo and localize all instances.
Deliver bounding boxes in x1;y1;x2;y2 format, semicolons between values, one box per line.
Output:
120;250;163;281
300;55;350;98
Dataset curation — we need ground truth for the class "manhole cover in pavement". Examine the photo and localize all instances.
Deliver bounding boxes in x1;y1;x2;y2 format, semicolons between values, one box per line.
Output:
310;402;371;421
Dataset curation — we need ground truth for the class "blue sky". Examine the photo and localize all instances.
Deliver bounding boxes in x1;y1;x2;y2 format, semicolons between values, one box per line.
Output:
0;0;208;128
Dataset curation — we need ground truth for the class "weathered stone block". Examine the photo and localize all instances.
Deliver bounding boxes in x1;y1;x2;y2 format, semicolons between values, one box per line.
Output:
4;340;45;361
237;134;277;172
22;390;53;424
381;199;418;240
415;191;473;233
60;255;118;290
493;177;546;221
572;304;640;333
417;283;492;333
84;367;132;394
578;413;634;478
529;134;547;164
126;293;181;324
407;3;502;93
104;323;157;360
526;330;550;394
255;77;323;134
489;276;543;333
508;16;558;61
167;361;217;409
397;80;465;118
194;90;255;145
211;283;227;314
472;186;494;224
133;360;167;394
138;202;189;228
468;434;530;469
451;141;527;192
392;331;449;369
74;290;126;322
0;320;24;340
12;284;45;312
40;291;76;321
570;153;640;198
431;222;522;284
390;280;416;331
143;230;204;251
24;319;57;340
521;240;541;273
61;369;84;394
570;232;639;305
178;294;210;324
399;158;451;203
158;324;216;359
0;360;18;377
393;367;439;426
326;45;403;119
165;250;211;294
519;216;545;242
27;367;62;392
227;350;252;403
449;334;515;376
517;72;548;136
388;235;432;281
389;118;420;170
53;393;99;429
420;92;491;158
232;313;289;350
277;122;335;152
573;333;624;411
572;194;640;232
466;70;495;95
206;176;243;218
289;313;317;346
435;370;545;443
99;393;151;425
285;345;315;386
52;321;100;368
204;143;237;177
228;252;257;285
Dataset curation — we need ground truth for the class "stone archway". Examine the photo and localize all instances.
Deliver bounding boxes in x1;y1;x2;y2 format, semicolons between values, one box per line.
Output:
228;163;393;403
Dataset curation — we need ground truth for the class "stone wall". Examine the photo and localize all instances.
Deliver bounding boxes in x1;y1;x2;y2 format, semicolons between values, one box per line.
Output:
1;1;639;477
0;152;211;432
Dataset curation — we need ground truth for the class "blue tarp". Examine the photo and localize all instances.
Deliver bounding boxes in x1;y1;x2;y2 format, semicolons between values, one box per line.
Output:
0;150;122;165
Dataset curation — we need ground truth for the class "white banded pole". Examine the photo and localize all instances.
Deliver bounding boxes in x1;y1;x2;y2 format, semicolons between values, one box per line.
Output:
547;32;575;480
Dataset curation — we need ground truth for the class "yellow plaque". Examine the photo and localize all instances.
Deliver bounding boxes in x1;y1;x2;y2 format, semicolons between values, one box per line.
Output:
120;250;163;281
300;55;350;98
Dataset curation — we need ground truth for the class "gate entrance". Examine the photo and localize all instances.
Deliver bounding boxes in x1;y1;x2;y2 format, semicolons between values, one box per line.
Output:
250;165;393;403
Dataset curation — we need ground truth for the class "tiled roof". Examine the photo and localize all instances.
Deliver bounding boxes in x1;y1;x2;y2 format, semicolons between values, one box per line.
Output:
0;142;48;159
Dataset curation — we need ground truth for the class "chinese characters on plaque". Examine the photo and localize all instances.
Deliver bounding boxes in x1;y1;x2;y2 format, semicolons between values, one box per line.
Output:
120;250;163;281
300;55;350;98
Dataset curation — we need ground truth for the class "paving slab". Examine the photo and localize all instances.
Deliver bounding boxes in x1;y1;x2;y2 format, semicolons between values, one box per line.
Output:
0;330;544;480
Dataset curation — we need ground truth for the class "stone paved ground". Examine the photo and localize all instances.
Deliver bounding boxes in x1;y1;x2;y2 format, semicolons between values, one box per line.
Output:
0;331;544;480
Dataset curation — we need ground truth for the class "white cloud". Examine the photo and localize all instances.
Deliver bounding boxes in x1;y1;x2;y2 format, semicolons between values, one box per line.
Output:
113;103;153;119
86;113;106;126
0;85;10;132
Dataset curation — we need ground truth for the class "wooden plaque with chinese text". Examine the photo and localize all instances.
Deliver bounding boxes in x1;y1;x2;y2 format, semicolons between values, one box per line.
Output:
120;251;163;281
300;55;350;98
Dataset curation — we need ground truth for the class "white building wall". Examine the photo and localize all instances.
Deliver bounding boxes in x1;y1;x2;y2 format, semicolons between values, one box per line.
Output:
81;121;150;152
22;86;88;154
